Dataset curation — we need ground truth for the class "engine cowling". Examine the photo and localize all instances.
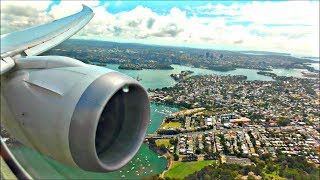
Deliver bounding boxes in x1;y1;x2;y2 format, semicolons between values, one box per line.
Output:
0;56;150;172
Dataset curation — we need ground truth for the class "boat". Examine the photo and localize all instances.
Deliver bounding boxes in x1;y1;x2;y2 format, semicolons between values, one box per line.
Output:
136;74;142;81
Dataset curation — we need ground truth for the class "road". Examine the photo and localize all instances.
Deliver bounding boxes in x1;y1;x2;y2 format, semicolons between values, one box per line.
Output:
146;126;260;139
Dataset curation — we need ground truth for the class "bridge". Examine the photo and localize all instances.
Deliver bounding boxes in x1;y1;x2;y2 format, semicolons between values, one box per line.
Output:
144;128;246;140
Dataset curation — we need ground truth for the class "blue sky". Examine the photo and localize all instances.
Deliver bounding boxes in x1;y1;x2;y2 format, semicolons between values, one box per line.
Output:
105;1;234;15
1;0;319;56
47;1;316;26
49;1;235;14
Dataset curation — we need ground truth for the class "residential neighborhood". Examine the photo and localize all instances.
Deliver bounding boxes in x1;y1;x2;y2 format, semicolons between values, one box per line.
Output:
147;73;319;179
148;112;320;165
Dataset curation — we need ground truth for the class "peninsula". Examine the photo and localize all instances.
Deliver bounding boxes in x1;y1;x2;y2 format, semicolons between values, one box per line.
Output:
118;63;173;70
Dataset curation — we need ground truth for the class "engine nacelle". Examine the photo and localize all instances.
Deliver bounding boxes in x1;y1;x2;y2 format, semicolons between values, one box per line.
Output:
0;56;150;172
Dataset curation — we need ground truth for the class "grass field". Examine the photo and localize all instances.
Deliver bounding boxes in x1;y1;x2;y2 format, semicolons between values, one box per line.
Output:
262;172;286;180
160;121;181;128
262;166;286;180
155;139;171;147
164;160;216;179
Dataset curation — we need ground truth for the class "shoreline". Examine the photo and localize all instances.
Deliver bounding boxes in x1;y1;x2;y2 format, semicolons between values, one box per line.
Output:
146;107;208;177
108;62;317;74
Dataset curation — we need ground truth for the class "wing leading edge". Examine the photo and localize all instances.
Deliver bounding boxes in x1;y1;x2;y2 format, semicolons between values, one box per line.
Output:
0;5;94;75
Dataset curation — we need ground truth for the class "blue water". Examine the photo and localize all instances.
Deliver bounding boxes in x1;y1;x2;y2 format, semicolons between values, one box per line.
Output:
304;57;319;71
270;68;307;77
106;64;308;89
106;64;274;89
306;63;320;71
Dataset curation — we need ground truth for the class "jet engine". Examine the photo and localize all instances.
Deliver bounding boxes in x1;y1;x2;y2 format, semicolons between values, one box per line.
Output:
0;56;150;172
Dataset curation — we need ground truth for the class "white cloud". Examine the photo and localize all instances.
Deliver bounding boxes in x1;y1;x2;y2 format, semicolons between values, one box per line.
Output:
197;2;319;24
49;1;100;19
0;1;53;34
0;1;319;56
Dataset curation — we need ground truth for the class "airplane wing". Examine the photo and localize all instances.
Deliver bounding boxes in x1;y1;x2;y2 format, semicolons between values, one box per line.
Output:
0;5;94;75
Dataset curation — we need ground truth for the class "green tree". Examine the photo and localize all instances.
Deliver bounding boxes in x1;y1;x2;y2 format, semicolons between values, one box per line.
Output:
277;117;290;126
247;174;255;180
195;149;202;155
169;138;178;146
266;164;276;174
159;145;167;153
173;153;179;161
203;174;211;180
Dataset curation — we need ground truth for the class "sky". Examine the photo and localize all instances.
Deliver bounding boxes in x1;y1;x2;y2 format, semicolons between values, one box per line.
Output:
1;0;319;57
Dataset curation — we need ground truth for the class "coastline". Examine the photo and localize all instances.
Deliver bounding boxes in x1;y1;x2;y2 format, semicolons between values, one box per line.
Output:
146;107;208;177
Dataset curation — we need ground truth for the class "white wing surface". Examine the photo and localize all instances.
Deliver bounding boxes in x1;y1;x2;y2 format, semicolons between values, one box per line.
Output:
0;5;94;75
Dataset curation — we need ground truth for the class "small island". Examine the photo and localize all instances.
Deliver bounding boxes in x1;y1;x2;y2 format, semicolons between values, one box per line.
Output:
119;63;143;70
170;70;194;81
257;71;278;78
301;71;319;78
119;63;174;70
